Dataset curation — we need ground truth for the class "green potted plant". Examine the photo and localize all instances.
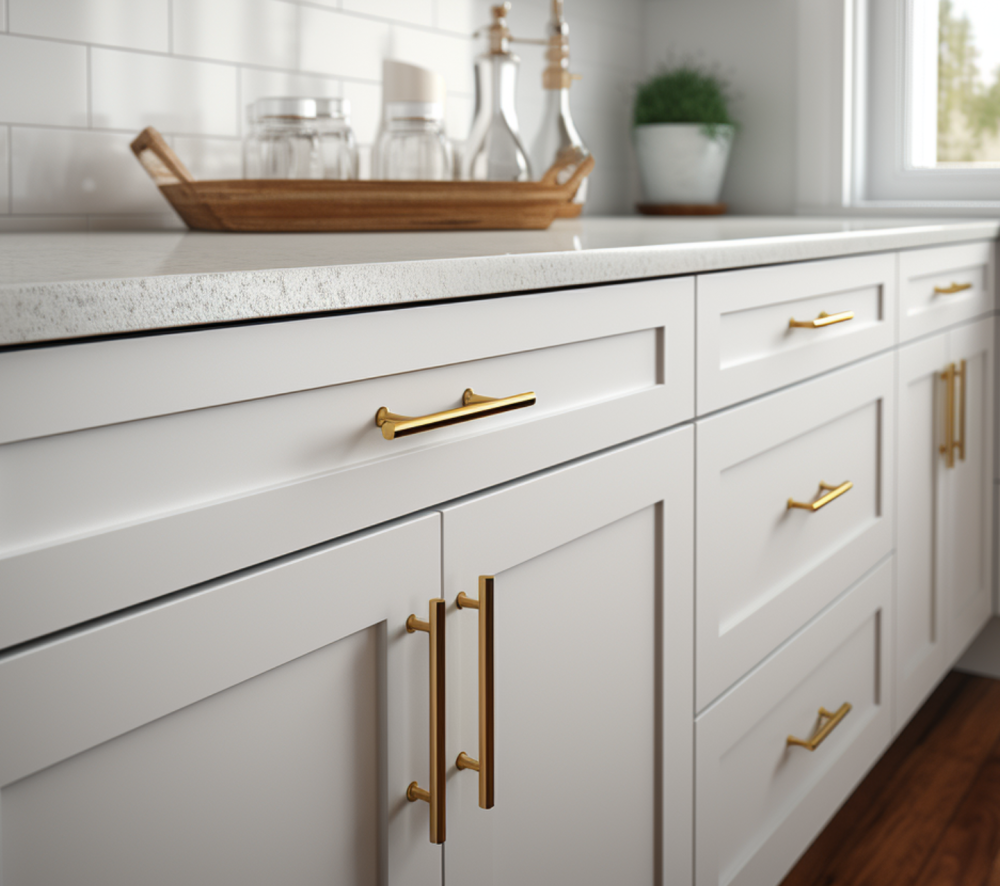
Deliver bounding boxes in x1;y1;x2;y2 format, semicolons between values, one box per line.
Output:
633;65;736;206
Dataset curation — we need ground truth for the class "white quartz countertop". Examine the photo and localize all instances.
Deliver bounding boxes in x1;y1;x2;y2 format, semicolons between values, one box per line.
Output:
1;216;997;346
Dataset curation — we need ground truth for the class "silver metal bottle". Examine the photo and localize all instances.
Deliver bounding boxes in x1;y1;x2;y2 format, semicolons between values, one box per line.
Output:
461;3;533;182
529;0;588;212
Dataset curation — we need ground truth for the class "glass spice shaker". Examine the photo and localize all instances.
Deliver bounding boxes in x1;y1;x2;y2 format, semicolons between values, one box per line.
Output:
374;101;453;180
243;97;358;180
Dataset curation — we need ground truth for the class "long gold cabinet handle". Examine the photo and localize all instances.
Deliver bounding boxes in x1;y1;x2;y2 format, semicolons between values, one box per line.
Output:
934;282;973;295
787;703;852;751
787;480;853;511
455;577;495;810
955;359;967;462
789;310;854;329
376;388;536;440
406;599;447;844
940;363;958;468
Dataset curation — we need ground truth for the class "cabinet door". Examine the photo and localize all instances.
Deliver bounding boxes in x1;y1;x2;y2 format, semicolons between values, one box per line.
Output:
896;331;949;729
946;317;994;659
0;515;443;886
440;430;694;886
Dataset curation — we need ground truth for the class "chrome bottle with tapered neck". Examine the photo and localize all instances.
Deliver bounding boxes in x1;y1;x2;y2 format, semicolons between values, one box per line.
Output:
530;0;588;211
462;3;533;182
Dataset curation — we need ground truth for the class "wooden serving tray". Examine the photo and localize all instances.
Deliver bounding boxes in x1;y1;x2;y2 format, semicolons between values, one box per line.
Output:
131;127;594;232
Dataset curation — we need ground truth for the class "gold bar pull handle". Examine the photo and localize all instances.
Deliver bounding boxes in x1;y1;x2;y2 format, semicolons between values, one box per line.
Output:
940;363;956;469
456;576;495;810
788;480;853;511
405;598;447;844
934;282;973;295
955;359;967;462
787;703;852;751
376;388;536;440
789;310;854;329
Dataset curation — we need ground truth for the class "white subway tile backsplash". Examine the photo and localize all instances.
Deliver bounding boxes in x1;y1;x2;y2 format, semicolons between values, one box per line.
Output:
435;0;476;34
91;49;239;136
9;0;169;52
11;128;166;214
0;36;88;127
173;136;243;180
300;8;390;82
390;25;474;95
2;0;643;228
173;0;300;69
343;0;434;27
341;81;382;144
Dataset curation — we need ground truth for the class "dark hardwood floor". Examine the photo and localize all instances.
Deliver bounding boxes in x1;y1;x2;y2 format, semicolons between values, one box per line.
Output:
781;671;1000;886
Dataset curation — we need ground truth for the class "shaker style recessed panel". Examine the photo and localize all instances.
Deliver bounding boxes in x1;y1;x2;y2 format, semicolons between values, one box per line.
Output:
899;241;995;343
0;279;693;649
696;558;893;886
696;352;895;710
697;252;896;414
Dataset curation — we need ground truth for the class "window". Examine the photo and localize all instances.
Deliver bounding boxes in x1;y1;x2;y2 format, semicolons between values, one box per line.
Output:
861;0;1000;202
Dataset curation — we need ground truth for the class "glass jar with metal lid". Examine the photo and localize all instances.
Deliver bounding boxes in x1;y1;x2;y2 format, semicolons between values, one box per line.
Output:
243;97;358;180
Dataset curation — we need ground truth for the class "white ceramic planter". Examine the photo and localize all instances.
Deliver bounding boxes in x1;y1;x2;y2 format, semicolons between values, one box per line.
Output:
634;123;733;205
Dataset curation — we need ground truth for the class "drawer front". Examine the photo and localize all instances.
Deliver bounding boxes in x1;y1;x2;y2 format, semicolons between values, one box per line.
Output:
695;557;893;886
696;353;894;710
0;279;694;649
899;241;995;343
697;253;896;413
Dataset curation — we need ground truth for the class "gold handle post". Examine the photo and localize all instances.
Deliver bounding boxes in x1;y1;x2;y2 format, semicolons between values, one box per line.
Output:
789;311;854;329
405;598;447;844
376;388;536;441
940;363;956;469
787;703;852;751
456;576;495;810
934;282;973;295
955;359;967;462
788;480;853;511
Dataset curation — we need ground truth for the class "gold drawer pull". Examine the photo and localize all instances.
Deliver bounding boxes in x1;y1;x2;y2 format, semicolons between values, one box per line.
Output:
376;388;536;440
955;359;967;463
787;703;852;751
787;480;853;511
789;310;854;329
456;576;495;809
406;598;447;844
938;361;969;468
934;282;973;295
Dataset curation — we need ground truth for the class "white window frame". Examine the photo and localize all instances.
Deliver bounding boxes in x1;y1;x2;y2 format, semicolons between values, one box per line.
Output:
861;0;1000;203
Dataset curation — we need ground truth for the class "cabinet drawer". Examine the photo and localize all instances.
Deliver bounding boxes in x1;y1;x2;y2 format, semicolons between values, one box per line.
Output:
899;241;995;342
695;557;892;886
696;353;894;709
0;279;694;649
697;253;896;413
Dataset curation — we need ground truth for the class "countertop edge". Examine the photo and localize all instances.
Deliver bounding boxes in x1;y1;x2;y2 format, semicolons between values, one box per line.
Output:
1;220;997;347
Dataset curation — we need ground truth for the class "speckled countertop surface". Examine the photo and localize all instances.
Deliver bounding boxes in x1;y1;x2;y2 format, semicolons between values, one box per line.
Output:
1;216;997;346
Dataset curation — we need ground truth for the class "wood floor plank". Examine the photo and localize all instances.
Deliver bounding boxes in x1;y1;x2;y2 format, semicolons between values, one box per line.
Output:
912;751;1000;886
781;673;1000;886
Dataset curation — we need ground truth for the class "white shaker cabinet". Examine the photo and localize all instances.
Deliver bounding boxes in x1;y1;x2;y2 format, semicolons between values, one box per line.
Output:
896;315;994;730
439;429;695;886
0;515;444;886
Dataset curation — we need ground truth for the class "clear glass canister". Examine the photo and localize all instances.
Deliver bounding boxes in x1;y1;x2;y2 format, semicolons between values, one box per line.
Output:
373;102;453;180
243;97;358;180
